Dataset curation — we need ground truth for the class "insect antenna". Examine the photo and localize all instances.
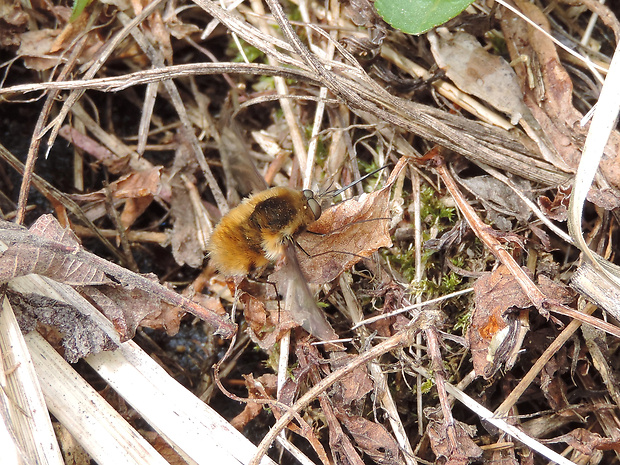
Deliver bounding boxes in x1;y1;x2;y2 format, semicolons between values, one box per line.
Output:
319;164;390;199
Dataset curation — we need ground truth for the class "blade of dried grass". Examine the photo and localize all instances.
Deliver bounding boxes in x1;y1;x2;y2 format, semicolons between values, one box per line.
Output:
250;327;418;465
494;302;596;418
247;0;309;182
340;275;417;465
352;288;474;329
410;168;425;439
0;298;64;465
571;263;620;319
567;38;620;308
136;82;159;157
25;332;168;465
409;364;578;465
435;154;620;339
86;339;277;465
0;63;323;95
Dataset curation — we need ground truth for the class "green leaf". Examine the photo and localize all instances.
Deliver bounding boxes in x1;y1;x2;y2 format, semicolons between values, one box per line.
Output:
375;0;474;35
70;0;94;22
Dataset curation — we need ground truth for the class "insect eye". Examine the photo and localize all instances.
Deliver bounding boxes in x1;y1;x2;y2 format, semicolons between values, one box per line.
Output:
308;197;321;220
303;190;321;219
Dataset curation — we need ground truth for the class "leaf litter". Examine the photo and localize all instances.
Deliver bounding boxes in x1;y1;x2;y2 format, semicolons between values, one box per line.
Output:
1;0;620;464
0;215;234;343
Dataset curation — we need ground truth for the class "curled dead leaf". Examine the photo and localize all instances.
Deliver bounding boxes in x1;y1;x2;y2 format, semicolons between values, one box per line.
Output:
295;159;406;284
70;167;162;228
0;215;235;360
337;412;402;465
11;290;117;363
469;265;532;379
427;413;483;464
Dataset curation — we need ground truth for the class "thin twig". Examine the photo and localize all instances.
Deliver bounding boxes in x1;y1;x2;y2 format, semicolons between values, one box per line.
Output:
433;153;620;339
250;327;417;465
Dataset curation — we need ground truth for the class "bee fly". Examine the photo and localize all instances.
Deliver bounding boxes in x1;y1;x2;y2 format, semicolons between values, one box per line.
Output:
207;166;388;341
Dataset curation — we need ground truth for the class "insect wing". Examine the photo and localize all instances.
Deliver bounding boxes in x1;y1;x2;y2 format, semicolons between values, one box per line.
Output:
281;239;339;341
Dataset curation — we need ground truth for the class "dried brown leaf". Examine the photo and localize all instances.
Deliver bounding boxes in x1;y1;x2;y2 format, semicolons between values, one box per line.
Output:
427;415;483;465
543;428;620;454
457;174;532;229
141;431;187;465
528;224;552;252
540;355;570;413
297;193;390;284
146;9;173;63
54;423;91;465
116;166;161;196
166;139;207;266
338;412;402;465
537;274;576;304
71;168;161;202
0;216;111;286
78;281;182;340
169;173;208;268
502;0;620;195
329;353;373;406
295;159;405;284
469;265;531;378
0;0;29;47
240;288;297;350
538;186;570;222
340;0;386;56
119;196;153;230
17;19;103;71
167;20;201;40
429;28;529;125
0;215;235;350
11;291;117;363
70;167;161;228
230;373;277;430
17;29;62;70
